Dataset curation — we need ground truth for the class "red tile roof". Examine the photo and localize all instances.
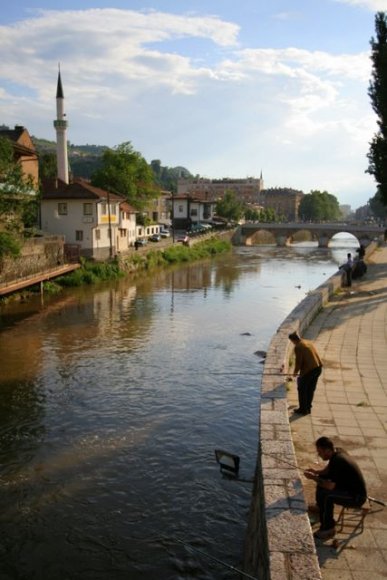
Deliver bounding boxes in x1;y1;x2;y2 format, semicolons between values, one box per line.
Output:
41;177;124;202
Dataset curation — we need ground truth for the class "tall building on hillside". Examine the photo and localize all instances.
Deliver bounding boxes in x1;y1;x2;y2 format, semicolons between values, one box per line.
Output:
53;67;69;184
177;173;264;204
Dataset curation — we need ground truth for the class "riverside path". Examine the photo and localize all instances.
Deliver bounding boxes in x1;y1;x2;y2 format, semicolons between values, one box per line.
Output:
288;244;387;579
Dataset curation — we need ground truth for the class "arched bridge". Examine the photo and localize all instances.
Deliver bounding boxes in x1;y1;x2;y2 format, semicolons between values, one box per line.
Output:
235;222;384;247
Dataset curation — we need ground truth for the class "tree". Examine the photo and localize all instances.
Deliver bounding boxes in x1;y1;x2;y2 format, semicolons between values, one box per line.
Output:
369;191;387;219
299;190;341;222
0;137;38;233
91;142;158;210
367;12;387;206
150;159;192;193
39;152;57;180
0;231;21;263
215;190;244;222
244;206;282;222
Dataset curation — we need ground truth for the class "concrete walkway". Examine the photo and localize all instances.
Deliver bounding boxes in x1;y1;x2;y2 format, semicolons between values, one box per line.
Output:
288;245;387;579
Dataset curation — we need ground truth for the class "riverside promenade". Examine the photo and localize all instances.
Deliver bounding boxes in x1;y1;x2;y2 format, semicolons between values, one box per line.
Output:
288;244;387;579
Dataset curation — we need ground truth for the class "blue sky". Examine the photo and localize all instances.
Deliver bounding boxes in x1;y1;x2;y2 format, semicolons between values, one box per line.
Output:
1;0;386;209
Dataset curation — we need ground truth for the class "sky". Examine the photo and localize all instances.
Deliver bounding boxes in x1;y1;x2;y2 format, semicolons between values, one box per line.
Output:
1;0;387;210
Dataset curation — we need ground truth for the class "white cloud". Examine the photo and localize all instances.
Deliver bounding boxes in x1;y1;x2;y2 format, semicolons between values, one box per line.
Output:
0;6;378;206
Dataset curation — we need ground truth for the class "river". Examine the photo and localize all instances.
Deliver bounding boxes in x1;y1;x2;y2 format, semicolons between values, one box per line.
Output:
0;239;358;579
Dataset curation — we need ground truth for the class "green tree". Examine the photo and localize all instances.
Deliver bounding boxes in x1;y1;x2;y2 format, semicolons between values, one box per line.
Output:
369;191;387;219
91;142;158;210
150;159;192;193
299;190;341;221
0;137;38;233
0;231;21;262
260;207;282;222
367;12;387;206
244;207;261;221
39;152;57;180
215;190;244;222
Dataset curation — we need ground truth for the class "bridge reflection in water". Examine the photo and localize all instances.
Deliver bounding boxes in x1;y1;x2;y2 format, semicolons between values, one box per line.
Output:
236;222;384;247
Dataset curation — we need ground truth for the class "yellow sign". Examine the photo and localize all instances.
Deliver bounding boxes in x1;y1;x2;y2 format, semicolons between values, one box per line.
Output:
101;216;117;223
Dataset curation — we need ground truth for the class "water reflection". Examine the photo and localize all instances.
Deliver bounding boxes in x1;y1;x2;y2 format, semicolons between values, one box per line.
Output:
0;243;358;578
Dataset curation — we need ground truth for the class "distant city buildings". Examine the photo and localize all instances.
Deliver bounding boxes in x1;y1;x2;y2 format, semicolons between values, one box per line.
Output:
178;175;303;221
262;187;304;221
178;174;264;204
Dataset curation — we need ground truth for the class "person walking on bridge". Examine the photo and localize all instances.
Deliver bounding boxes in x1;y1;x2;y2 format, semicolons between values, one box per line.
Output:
289;331;323;415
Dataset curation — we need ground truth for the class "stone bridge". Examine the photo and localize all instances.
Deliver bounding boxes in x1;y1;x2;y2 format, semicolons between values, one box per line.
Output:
235;222;385;247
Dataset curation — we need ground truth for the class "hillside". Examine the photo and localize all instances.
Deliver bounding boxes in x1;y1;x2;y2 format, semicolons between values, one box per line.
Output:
32;137;193;188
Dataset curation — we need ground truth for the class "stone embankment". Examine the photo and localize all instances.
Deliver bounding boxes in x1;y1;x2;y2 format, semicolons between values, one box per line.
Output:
243;242;380;580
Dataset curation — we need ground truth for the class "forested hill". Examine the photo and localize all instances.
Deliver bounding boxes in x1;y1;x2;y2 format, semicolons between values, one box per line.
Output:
32;136;193;191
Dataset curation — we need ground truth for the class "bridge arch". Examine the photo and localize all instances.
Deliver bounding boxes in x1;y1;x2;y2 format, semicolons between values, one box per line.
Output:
237;223;382;248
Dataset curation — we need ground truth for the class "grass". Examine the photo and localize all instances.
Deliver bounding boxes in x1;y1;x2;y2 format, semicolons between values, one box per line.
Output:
50;237;232;290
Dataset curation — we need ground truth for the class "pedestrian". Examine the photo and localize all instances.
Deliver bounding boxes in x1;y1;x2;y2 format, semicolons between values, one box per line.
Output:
339;253;353;287
304;436;367;540
288;331;323;415
356;244;365;259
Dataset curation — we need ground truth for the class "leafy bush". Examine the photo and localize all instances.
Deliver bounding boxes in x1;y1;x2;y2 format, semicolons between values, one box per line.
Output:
0;232;21;260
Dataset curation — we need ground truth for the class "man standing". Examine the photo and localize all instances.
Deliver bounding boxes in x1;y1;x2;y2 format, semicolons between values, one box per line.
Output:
304;436;367;539
288;331;322;415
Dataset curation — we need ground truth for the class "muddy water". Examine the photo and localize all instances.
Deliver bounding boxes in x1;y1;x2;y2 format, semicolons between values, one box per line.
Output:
0;242;356;579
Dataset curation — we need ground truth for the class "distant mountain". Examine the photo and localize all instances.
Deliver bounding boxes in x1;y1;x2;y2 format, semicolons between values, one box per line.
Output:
32;137;193;189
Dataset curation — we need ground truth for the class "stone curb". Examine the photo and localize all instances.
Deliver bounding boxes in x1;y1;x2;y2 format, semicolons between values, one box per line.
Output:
243;242;379;580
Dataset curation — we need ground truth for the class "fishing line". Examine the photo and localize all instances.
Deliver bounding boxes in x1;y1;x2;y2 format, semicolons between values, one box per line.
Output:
174;537;259;580
261;453;386;506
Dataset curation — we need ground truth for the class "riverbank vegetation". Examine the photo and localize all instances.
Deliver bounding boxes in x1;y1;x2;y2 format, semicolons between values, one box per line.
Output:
42;236;231;294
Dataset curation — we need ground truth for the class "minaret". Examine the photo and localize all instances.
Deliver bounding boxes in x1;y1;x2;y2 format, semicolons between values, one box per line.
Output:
53;67;69;184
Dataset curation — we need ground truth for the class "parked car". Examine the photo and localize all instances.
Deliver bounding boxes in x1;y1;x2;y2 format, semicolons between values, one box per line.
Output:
160;230;170;238
149;234;161;242
177;235;190;246
188;224;206;234
135;238;148;247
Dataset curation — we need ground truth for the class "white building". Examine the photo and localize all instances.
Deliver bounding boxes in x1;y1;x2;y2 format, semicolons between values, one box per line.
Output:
172;194;216;230
41;178;137;259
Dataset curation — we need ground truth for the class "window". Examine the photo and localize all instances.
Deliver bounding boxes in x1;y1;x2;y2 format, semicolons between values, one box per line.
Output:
75;230;83;241
83;203;93;215
58;202;67;215
95;229;101;240
190;208;198;216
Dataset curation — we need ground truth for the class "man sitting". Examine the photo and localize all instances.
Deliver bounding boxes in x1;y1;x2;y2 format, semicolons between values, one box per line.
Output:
304;436;367;539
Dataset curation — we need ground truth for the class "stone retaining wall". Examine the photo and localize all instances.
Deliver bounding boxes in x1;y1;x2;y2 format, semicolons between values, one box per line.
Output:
0;236;65;284
243;242;378;579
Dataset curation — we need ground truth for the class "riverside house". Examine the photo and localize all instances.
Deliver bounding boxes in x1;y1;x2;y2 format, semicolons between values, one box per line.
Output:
41;178;137;260
171;194;217;231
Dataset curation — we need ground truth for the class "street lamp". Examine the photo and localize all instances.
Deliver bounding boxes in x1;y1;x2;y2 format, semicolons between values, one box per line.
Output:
100;195;113;259
172;189;175;243
107;190;113;258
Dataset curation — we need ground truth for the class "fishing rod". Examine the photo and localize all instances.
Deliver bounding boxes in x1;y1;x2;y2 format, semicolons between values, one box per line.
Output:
261;452;386;506
174;537;259;580
208;372;292;377
367;496;386;507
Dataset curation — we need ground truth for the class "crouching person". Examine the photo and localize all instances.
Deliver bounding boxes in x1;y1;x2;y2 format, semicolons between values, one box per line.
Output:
304;436;367;540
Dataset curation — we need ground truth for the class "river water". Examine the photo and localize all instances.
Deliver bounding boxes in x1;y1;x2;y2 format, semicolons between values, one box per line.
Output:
0;240;357;579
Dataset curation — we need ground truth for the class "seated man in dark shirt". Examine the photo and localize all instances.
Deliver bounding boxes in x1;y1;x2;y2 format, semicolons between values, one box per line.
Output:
304;436;367;539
